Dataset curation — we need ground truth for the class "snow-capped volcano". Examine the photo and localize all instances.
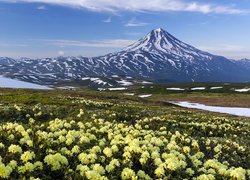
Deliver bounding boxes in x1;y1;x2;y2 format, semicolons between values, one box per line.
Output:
0;28;250;86
125;28;211;60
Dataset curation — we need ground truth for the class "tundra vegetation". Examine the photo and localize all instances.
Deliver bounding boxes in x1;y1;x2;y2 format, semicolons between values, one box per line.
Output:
0;87;249;179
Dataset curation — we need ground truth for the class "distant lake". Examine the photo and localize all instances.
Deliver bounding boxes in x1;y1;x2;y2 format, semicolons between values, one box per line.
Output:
170;101;250;117
0;76;51;90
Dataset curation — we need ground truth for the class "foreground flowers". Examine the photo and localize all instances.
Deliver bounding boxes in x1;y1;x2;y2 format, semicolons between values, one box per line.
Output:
44;153;68;171
0;101;249;179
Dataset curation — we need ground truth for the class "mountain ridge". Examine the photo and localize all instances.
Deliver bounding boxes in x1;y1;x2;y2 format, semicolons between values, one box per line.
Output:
0;28;250;86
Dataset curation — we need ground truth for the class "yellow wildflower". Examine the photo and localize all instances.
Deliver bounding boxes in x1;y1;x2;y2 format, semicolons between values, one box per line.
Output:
21;151;35;162
0;163;12;178
229;167;246;180
103;147;113;158
8;144;22;154
121;168;137;180
44;153;68;171
92;164;105;175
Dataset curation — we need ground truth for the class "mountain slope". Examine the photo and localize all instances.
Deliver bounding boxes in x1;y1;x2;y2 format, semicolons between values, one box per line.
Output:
0;28;250;85
235;59;250;71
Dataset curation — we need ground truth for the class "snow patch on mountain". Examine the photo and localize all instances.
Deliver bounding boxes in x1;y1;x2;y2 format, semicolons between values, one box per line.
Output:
117;80;133;86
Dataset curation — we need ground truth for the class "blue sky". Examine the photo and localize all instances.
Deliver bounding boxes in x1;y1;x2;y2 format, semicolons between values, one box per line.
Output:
0;0;250;59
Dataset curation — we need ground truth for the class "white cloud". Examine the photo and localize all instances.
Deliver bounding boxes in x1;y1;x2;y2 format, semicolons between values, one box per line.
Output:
125;32;142;36
35;39;136;48
1;0;248;14
201;45;245;52
102;16;112;23
125;18;149;27
0;43;28;47
199;44;250;59
58;50;65;56
37;5;46;10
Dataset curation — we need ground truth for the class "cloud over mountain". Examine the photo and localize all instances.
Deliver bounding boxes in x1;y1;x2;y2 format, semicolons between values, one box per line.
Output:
1;0;248;14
